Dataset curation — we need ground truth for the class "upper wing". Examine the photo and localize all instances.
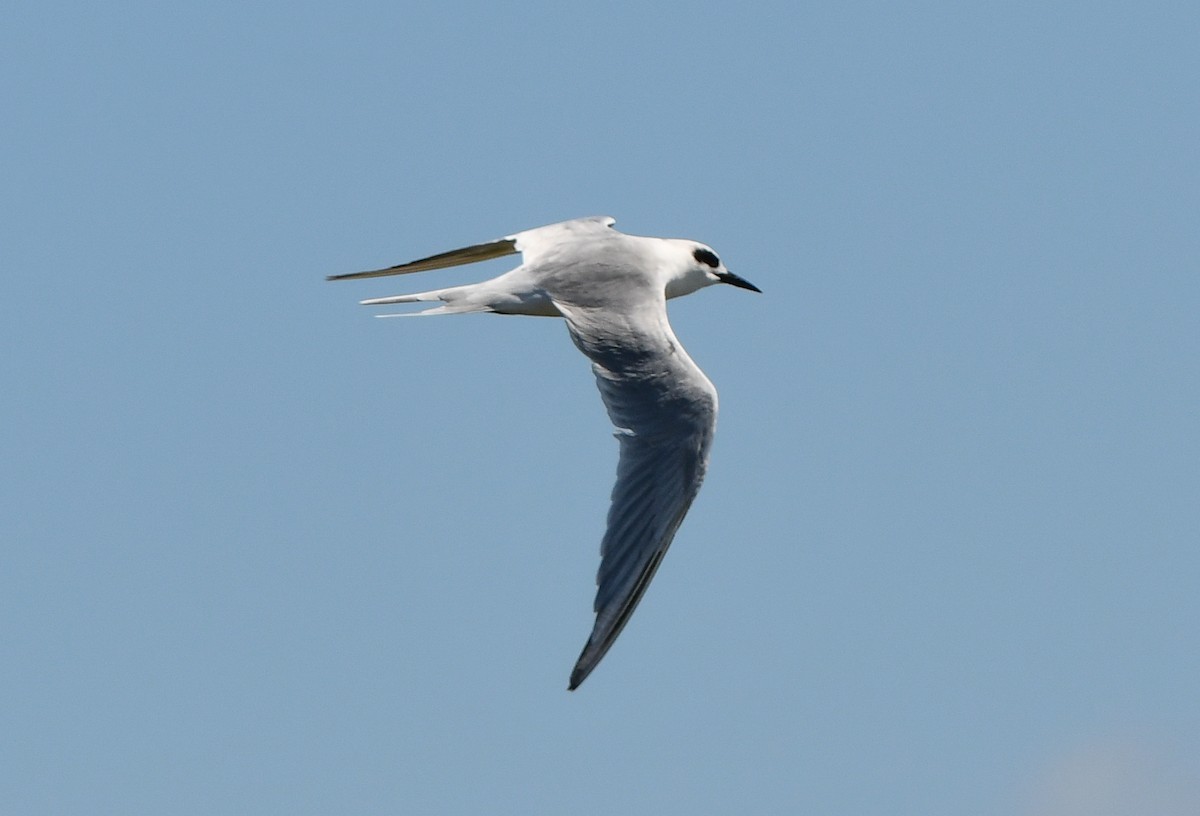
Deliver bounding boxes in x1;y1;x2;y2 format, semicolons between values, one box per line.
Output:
557;296;718;690
326;237;518;281
326;216;615;281
509;216;616;267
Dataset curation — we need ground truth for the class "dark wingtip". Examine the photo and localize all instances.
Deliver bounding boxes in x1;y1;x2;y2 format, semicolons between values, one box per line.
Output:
568;661;590;691
326;237;520;283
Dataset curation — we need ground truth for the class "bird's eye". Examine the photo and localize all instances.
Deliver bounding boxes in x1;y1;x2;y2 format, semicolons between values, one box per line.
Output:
693;248;720;268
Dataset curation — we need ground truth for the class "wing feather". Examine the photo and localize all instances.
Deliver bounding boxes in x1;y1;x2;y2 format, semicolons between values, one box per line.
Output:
556;296;717;690
326;238;518;281
327;216;615;282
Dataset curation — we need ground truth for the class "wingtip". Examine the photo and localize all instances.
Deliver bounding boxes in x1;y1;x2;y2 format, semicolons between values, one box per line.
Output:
568;646;602;691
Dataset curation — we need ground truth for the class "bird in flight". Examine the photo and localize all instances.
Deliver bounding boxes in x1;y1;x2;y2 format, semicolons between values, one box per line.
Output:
329;216;760;689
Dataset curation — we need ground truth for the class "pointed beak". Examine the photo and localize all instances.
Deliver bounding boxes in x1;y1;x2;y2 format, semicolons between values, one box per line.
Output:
716;271;762;293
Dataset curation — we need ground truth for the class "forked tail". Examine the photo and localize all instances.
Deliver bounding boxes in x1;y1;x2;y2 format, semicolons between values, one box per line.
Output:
359;283;496;316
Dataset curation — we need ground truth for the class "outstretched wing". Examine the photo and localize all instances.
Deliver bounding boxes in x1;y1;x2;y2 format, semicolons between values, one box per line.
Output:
326;216;616;281
557;297;718;690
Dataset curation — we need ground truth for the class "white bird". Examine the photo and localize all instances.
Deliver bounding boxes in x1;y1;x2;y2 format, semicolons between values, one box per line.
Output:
329;216;760;689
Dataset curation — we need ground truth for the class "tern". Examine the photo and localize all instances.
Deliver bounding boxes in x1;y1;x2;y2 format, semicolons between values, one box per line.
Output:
329;216;760;689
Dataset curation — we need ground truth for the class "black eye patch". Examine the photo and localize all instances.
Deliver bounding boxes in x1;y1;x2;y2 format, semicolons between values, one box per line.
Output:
693;248;720;268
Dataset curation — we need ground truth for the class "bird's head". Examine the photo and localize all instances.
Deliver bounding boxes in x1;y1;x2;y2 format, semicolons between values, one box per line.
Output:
663;241;761;300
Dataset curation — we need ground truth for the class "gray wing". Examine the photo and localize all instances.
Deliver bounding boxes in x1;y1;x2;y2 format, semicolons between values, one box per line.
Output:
556;298;718;690
326;237;518;281
325;216;615;282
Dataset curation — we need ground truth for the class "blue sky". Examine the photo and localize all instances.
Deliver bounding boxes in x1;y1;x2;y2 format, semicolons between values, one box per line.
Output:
3;1;1198;814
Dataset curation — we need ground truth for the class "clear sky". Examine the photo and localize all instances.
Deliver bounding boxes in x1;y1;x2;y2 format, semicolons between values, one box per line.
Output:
3;1;1198;814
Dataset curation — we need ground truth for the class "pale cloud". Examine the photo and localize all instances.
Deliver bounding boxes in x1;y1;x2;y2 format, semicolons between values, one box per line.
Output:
1022;734;1200;816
